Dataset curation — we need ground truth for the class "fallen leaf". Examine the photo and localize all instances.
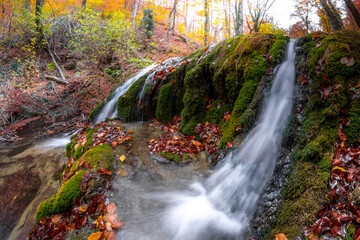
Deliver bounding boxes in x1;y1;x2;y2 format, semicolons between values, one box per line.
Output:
51;215;62;223
339;132;347;142
87;231;102;240
227;141;233;148
332;166;347;172
79;204;88;212
106;202;117;214
341;57;355;67
119;155;126;162
118;170;128;177
275;233;288;240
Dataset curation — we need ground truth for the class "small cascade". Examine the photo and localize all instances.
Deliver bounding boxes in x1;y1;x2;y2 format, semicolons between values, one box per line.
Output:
93;64;156;124
158;40;297;240
136;57;183;120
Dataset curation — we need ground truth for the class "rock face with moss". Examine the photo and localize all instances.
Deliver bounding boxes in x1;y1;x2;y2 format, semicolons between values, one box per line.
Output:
258;30;360;239
116;33;289;146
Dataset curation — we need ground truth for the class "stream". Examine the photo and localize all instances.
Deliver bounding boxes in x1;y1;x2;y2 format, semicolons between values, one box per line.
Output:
1;40;296;240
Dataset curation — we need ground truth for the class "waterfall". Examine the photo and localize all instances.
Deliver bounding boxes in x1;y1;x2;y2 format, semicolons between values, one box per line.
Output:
93;64;156;124
160;40;297;240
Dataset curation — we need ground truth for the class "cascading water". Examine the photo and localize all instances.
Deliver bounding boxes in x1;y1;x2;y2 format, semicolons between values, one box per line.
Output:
159;39;297;240
136;57;183;120
93;64;156;124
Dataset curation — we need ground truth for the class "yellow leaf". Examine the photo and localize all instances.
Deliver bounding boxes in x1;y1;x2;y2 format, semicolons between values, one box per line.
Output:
118;170;128;176
52;215;62;223
79;204;88;212
119;155;126;162
150;139;155;143
332;166;347;172
87;231;102;240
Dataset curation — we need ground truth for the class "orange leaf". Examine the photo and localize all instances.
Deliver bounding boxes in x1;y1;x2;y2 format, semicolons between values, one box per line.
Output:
87;231;102;240
275;233;288;240
100;168;112;175
227;141;233;148
51;215;62;223
79;204;88;212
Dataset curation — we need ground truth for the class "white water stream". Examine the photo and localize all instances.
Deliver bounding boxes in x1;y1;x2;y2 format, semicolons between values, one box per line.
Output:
115;40;296;240
94;64;156;124
161;40;297;239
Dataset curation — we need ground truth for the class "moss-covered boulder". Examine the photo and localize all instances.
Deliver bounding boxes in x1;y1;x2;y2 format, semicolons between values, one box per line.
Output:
36;170;86;220
267;30;360;239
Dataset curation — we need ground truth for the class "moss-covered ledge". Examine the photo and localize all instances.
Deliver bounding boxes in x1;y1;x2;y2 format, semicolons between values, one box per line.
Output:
266;30;360;239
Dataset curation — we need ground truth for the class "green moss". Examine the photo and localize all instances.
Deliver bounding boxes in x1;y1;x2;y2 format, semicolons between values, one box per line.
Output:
270;35;290;64
89;102;105;121
117;75;146;121
346;224;355;240
205;100;232;126
81;144;114;172
156;83;177;123
160;152;182;163
267;162;328;239
36;170;86;220
344;98;360;144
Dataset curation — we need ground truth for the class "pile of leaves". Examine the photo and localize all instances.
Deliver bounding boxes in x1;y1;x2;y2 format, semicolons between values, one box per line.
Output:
305;121;360;239
147;117;205;158
147;116;226;161
28;171;122;240
194;122;223;154
64;121;132;180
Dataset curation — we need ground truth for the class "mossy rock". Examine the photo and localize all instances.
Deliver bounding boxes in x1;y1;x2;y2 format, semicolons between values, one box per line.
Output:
117;75;146;121
156;83;178;123
36;170;86;220
267;162;328;239
81;143;114;172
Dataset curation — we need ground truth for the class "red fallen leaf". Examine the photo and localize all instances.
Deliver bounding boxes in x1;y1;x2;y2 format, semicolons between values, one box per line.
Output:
332;158;342;166
98;196;105;212
300;75;308;85
312;34;320;39
236;126;242;132
98;168;112;176
322;75;330;82
105;202;117;214
339;132;347;142
227;141;233;148
104;230;117;240
79;159;87;167
323;89;330;100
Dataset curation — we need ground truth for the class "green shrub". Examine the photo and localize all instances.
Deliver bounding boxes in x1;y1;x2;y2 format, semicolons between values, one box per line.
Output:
141;9;154;38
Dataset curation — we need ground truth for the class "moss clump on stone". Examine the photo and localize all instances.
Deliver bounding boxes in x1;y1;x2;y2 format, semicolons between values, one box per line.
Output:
156;83;177;123
81;144;114;172
36;170;86;220
160;152;182;163
89;102;105;121
270;34;290;64
267;162;328;239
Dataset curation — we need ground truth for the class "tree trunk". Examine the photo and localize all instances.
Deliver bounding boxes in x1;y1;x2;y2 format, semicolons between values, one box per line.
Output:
184;0;188;34
319;0;344;31
166;0;178;50
344;0;360;28
204;0;209;46
35;0;44;47
234;0;243;36
132;0;141;25
82;0;87;10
